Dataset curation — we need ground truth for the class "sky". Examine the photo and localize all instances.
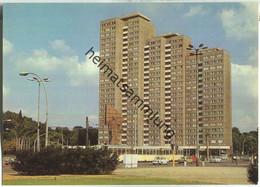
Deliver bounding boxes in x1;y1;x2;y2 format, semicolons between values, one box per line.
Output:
3;3;258;132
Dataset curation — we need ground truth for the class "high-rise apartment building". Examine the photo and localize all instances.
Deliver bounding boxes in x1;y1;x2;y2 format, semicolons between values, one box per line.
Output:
98;13;232;155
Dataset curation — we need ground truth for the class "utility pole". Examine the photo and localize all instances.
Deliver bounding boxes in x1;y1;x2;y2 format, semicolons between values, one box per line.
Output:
206;133;210;161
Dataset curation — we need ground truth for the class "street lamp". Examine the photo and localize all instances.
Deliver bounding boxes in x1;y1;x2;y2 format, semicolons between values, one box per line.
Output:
171;135;176;167
242;138;246;156
19;72;50;151
5;128;18;151
134;110;137;148
20;128;37;150
33;133;46;153
187;43;208;165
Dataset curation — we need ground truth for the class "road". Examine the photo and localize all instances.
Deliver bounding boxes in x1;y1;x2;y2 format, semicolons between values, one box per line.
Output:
118;159;251;168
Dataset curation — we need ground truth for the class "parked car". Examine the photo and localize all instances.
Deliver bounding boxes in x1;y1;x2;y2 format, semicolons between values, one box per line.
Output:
210;156;222;163
152;156;169;165
242;155;251;161
177;157;193;164
232;156;237;160
189;155;197;162
220;155;228;160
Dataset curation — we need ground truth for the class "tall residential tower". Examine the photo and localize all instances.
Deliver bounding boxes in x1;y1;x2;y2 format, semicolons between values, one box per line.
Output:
98;13;232;155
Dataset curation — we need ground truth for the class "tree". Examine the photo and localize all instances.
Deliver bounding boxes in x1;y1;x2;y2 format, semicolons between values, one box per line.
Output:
232;127;243;155
78;128;86;146
248;162;258;184
3;139;16;154
2;111;100;151
69;131;78;145
243;130;258;158
89;127;98;145
17;110;24;124
12;147;119;175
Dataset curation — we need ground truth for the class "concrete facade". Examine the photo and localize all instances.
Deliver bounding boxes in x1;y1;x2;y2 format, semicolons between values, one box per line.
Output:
98;13;232;154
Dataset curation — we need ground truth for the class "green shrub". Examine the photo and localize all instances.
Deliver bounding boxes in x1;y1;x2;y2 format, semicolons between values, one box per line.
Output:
247;162;258;184
12;146;118;175
12;146;63;175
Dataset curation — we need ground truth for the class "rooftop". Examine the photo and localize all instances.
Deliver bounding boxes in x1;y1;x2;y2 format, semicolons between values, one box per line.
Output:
158;32;180;38
120;12;151;22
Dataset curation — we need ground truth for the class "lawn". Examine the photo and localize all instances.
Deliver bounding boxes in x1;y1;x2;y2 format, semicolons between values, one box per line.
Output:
3;175;208;185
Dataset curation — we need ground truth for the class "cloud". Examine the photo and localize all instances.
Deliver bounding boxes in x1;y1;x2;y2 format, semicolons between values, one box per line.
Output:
3;38;13;56
184;5;209;17
17;49;62;71
15;43;99;87
246;46;258;66
232;63;258;132
218;3;258;41
65;53;99;86
49;40;74;54
232;63;258;99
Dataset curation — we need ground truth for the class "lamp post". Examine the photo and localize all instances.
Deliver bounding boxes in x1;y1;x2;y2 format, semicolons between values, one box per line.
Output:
187;43;208;165
171;135;176;167
242;138;246;156
5;128;18;151
19;72;50;151
134;110;137;148
20;128;37;150
33;133;46;153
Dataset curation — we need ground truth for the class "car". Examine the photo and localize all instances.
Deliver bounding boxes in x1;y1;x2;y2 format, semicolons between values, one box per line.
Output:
220;155;228;160
177;157;193;164
152;156;169;165
242;155;251;161
232;156;239;160
189;155;197;162
210;156;222;163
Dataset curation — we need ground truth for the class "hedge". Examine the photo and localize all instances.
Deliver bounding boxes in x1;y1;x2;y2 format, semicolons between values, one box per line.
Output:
11;146;118;175
247;161;258;184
